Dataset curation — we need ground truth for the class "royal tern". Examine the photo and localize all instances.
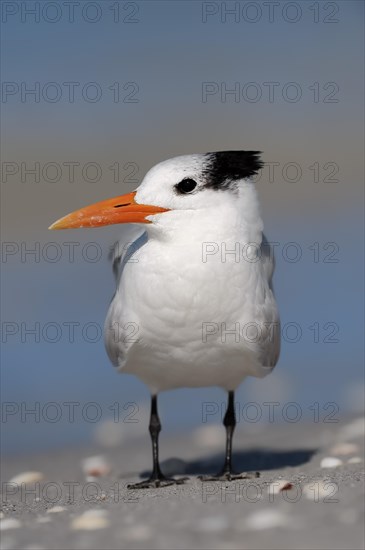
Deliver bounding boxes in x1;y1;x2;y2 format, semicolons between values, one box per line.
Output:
50;151;280;488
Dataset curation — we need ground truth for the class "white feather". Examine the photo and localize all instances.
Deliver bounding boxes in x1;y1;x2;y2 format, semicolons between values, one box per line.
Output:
104;155;280;393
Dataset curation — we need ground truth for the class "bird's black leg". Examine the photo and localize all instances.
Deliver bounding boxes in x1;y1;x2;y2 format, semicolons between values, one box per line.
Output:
221;390;236;476
199;391;260;482
149;394;165;481
128;395;188;489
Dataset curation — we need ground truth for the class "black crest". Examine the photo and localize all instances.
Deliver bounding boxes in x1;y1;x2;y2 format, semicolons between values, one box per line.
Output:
203;151;263;190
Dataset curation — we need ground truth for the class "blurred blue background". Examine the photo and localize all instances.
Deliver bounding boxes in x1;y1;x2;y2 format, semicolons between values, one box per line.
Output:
1;1;364;454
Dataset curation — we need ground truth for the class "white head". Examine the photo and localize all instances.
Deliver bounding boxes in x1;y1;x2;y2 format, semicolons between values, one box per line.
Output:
49;151;263;237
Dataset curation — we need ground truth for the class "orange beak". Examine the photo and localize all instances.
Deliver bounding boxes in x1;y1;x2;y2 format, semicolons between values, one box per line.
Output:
49;191;169;230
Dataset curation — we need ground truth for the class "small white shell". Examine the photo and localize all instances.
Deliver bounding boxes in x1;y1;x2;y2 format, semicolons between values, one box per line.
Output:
320;457;343;468
71;509;110;531
81;455;111;477
47;506;66;514
245;509;288;530
9;471;44;484
347;456;362;464
0;518;21;530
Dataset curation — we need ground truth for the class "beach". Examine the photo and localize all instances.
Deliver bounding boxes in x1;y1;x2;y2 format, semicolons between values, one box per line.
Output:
1;417;364;550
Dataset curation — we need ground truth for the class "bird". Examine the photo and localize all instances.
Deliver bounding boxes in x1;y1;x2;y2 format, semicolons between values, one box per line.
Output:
49;150;280;488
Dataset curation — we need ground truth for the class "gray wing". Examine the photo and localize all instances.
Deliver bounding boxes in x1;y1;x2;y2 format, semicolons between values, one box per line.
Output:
255;233;281;371
104;227;147;367
108;226;147;284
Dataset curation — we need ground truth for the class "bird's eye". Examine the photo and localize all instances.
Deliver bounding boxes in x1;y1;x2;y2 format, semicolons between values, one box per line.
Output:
175;178;198;194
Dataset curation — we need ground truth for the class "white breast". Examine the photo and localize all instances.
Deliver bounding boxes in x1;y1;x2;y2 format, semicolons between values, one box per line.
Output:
104;202;280;393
